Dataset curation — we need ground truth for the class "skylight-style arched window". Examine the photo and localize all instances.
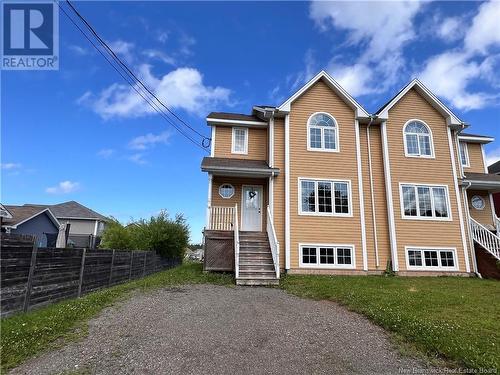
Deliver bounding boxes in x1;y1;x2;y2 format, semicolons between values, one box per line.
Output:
307;112;338;152
403;120;433;157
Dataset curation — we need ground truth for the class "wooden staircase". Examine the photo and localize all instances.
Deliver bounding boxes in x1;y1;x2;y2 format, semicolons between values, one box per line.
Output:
236;231;279;286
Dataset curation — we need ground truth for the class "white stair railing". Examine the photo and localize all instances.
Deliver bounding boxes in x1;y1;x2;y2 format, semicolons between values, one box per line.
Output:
470;218;500;260
234;204;240;279
266;206;280;279
495;216;500;235
207;206;235;231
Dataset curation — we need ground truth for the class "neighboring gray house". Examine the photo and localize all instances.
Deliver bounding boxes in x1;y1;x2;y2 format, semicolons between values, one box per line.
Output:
32;201;109;248
2;205;61;247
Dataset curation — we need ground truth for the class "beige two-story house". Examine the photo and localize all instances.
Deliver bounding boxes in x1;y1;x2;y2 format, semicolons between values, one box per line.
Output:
201;71;500;285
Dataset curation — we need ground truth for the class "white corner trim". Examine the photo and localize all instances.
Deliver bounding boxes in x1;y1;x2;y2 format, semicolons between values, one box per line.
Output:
447;127;470;273
355;119;368;271
10;208;61;230
206;174;213;228
381;121;399;271
462;188;478;273
489;192;496;225
285;114;291;270
269;117;275;168
481;144;489;173
210;126;216;157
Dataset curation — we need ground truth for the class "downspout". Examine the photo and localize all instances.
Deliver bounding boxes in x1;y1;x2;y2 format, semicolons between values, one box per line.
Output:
463;180;481;278
366;115;380;268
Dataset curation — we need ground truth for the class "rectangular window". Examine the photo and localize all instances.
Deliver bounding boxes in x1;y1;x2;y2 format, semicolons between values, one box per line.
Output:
300;244;354;268
299;179;351;216
459;142;469;167
406;248;457;270
400;184;450;220
232;127;248;154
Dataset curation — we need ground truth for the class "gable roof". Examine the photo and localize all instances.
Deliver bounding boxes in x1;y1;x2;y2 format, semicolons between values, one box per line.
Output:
2;205;60;229
488;160;500;175
277;70;370;119
0;203;13;219
375;79;462;126
24;201;108;221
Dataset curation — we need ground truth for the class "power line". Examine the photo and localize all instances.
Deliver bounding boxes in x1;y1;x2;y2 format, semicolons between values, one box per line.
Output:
55;0;210;152
65;0;208;141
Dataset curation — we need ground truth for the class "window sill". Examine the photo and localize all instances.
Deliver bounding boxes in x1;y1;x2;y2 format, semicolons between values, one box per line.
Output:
401;216;452;222
307;147;340;153
406;266;459;272
299;264;356;269
299;212;353;218
404;154;435;159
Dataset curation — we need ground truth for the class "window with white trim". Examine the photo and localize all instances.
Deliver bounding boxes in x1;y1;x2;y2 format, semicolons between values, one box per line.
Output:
406;248;457;270
308;113;338;151
300;245;354;268
300;179;350;215
471;195;485;210
401;184;450;219
232;127;248;154
404;121;433;157
219;184;235;199
459;142;469;167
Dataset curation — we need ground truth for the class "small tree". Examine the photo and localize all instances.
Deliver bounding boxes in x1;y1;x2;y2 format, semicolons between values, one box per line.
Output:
99;218;133;250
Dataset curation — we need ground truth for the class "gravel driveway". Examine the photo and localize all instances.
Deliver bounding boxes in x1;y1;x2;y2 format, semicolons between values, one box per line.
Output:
11;285;432;375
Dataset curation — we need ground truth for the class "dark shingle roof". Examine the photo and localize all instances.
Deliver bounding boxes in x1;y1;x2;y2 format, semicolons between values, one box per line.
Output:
201;157;279;176
2;205;56;226
488;160;500;175
24;201;108;221
207;112;266;123
458;132;494;139
464;173;500;183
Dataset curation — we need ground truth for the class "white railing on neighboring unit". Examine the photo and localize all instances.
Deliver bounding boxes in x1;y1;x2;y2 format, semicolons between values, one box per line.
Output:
234;204;240;279
207;206;235;231
495;216;500;235
266;205;280;279
470;218;500;260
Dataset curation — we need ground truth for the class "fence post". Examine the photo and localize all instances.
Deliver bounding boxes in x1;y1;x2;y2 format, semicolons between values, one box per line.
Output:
23;241;38;312
142;252;147;276
108;249;115;286
77;248;87;298
128;251;134;280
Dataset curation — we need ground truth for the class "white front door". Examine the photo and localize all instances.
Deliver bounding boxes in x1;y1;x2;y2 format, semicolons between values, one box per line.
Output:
241;185;263;231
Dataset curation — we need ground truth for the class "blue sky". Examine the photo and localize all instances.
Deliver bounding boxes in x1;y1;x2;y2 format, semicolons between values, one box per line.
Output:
2;1;500;243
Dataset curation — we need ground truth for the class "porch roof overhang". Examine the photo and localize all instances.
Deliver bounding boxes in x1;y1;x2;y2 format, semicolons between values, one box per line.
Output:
461;173;500;192
201;157;279;178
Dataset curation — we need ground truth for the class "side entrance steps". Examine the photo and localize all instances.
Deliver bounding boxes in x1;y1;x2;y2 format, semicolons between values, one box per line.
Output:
236;231;279;286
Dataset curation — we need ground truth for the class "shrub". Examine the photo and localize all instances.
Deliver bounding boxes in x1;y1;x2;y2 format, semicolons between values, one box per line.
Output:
99;211;189;258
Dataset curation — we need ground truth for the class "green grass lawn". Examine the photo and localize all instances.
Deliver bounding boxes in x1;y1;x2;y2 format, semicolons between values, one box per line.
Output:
0;263;233;372
280;275;500;370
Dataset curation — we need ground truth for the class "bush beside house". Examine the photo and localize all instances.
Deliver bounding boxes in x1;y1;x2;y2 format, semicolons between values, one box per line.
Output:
100;211;189;258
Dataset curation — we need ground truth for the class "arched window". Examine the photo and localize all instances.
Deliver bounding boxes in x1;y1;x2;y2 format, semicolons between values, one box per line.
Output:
404;120;433;157
307;112;338;151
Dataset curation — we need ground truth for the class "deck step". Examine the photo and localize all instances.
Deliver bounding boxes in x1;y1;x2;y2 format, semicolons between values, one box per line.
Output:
236;277;279;286
239;265;275;271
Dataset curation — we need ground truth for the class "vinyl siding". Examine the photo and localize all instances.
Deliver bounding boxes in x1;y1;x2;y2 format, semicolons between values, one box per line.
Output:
386;88;467;272
463;143;487;173
211;176;268;229
467;190;494;227
213;126;268;160
359;124;391;270
288;79;362;270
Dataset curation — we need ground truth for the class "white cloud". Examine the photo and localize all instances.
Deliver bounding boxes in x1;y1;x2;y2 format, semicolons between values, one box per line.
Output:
1;163;21;170
309;1;422;94
156;30;169;44
108;40;135;63
419;1;500;111
68;45;89;56
142;49;175;66
464;1;500;54
97;148;115;158
46;181;80;194
128;130;172;150
128;153;147;165
81;66;231;119
437;17;464;42
419;51;495;111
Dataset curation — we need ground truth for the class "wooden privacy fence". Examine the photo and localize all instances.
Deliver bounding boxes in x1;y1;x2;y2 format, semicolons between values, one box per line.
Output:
1;234;181;317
